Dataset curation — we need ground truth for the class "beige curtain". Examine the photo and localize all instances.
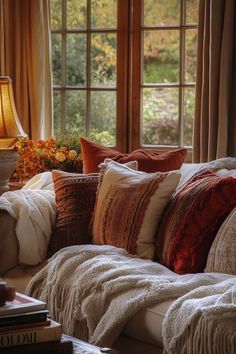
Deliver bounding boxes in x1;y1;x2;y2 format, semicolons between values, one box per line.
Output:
193;0;236;162
0;0;52;140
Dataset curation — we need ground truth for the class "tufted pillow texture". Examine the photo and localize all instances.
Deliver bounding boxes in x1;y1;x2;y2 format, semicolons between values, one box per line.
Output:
205;207;236;275
49;170;98;255
91;159;181;260
80;137;187;174
156;171;236;274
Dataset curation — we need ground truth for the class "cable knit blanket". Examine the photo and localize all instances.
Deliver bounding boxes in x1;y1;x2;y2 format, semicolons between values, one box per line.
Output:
26;245;236;352
0;188;56;265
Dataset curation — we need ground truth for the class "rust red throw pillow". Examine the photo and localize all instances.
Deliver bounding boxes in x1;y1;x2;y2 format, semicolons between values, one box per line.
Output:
80;137;187;174
49;170;98;255
156;171;236;274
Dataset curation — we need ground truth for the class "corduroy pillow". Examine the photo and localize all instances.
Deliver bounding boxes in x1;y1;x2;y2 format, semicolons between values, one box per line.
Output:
205;207;236;275
80;137;187;174
156;171;236;274
91;159;181;260
49;170;99;255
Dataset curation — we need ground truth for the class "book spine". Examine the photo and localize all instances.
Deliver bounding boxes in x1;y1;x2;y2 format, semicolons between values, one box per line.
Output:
0;311;49;327
0;339;73;354
0;325;61;347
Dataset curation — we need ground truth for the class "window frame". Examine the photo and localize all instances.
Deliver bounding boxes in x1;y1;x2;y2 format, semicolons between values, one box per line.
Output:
51;0;129;152
51;0;198;157
130;0;198;155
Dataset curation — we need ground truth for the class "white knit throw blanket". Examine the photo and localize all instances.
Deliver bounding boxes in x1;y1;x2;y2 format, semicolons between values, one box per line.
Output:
26;245;236;352
163;279;236;354
0;189;56;265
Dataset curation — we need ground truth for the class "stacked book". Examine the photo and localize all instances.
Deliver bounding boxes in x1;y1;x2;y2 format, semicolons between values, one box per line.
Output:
0;292;73;354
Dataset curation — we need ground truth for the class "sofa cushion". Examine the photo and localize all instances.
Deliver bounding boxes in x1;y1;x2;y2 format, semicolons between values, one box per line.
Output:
205;207;236;275
49;170;99;255
92;160;180;260
3;262;46;294
156;171;236;274
80;137;187;174
124;299;174;346
0;210;19;275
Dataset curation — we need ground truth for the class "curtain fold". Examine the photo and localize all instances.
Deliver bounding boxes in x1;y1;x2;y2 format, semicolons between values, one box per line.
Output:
193;0;236;162
0;0;52;140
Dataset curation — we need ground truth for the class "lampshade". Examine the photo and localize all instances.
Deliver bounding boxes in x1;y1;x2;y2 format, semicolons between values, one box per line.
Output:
0;76;26;147
0;76;27;194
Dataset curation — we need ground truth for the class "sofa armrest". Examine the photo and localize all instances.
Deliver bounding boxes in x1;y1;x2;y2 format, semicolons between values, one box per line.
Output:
0;210;19;275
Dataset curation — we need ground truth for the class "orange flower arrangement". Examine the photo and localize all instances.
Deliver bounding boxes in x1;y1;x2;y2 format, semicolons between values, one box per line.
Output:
12;137;83;181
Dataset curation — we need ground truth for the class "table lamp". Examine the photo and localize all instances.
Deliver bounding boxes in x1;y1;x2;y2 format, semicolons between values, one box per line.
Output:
0;76;27;194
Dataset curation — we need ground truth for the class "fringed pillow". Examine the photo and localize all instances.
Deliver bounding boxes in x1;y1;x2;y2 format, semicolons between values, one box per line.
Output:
156;171;236;274
91;159;181;260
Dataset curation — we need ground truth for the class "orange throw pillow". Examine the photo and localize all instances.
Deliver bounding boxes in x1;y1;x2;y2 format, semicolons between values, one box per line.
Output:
80;137;187;173
91;159;181;260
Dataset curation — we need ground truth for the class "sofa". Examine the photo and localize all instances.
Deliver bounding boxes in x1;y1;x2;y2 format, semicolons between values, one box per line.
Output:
0;147;236;353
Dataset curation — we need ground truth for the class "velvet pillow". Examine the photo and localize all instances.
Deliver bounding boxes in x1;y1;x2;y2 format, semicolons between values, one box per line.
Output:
80;137;187;174
49;170;98;255
156;171;236;274
91;160;181;260
205;207;236;275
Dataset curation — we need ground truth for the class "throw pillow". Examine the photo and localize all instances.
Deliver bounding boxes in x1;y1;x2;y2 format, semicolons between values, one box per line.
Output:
205;207;236;275
91;159;181;260
80;137;187;173
156;171;236;274
49;170;99;255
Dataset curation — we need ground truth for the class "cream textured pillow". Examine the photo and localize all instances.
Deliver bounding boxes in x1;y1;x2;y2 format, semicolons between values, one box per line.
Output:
92;160;180;260
205;208;236;275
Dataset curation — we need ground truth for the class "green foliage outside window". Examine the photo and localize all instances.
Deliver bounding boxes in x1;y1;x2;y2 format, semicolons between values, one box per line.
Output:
51;0;198;147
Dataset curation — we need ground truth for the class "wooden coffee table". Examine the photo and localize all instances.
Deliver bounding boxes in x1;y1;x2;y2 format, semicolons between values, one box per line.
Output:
63;334;120;354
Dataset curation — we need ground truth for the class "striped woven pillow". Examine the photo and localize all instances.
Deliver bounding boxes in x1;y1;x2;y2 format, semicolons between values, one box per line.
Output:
91;159;180;260
49;170;99;255
156;170;236;274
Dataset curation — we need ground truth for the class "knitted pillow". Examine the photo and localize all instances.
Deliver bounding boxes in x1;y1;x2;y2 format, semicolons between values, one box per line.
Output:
49;170;98;255
91;160;181;260
156;171;236;274
205;207;236;275
80;137;187;173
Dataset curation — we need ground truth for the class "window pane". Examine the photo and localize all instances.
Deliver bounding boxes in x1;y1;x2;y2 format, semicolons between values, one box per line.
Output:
67;0;87;29
143;0;180;26
65;91;86;135
90;91;116;145
183;87;195;146
66;34;86;86
91;0;117;29
186;0;199;24
51;0;62;29
142;88;179;145
185;29;197;82
143;30;179;83
52;33;62;85
53;91;61;135
91;33;117;87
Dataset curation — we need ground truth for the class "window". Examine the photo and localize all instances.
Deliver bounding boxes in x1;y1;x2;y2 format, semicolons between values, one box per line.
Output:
51;0;199;153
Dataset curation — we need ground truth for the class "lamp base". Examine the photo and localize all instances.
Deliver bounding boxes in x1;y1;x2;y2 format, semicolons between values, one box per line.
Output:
0;149;19;195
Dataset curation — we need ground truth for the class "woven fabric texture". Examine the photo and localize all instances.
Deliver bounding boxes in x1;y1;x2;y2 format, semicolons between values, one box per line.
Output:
156;171;236;274
49;170;98;255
